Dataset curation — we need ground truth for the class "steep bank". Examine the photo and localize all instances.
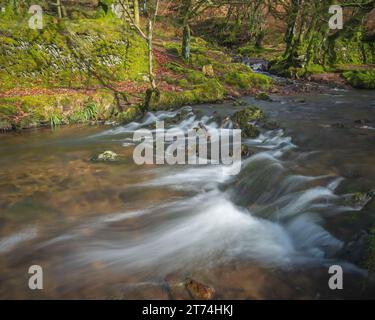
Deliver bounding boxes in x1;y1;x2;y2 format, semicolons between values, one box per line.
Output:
0;16;273;132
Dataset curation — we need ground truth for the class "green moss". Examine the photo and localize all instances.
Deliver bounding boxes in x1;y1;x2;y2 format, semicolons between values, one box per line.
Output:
343;70;375;89
0;91;118;130
178;79;190;87
238;45;274;57
191;53;212;68
232;106;265;126
186;70;208;84
224;71;272;90
305;64;325;75
117;106;141;123
150;79;224;110
232;106;264;139
241;123;260;138
166;62;186;74
164;43;181;56
0;17;148;88
255;92;271;101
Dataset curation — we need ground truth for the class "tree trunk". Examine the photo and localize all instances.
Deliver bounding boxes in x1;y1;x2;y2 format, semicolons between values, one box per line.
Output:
182;24;191;60
134;0;140;27
147;20;156;90
56;0;62;18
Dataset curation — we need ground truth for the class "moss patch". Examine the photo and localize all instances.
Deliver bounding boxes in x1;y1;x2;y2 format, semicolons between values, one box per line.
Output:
150;79;224;110
224;71;272;90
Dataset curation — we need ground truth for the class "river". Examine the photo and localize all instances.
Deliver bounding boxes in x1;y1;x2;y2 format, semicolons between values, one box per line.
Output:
0;86;374;299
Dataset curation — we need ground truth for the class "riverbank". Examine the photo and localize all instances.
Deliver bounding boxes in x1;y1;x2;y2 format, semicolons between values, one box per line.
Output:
2;16;373;133
0;16;274;132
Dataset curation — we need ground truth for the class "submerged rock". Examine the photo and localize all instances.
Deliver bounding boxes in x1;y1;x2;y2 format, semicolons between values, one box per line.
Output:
92;151;119;162
241;123;260;138
185;278;215;300
262;120;280;130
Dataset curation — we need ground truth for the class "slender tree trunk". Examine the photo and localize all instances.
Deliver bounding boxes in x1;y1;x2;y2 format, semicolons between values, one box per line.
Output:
182;23;191;60
147;20;156;90
134;0;140;27
56;0;62;18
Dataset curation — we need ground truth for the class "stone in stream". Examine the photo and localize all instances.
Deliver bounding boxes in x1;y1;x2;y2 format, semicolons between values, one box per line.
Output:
262;120;280;130
91;150;119;162
185;278;215;300
255;92;272;101
241;145;253;158
344;190;375;209
231;106;265;138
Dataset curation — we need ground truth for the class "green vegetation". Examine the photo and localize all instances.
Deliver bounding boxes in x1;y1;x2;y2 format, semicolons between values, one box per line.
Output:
150;79;225;110
0;91;119;130
0;17;149;89
224;71;272;90
343;70;375;89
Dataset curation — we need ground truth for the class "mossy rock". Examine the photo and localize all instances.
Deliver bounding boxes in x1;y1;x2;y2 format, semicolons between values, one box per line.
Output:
241;123;260;138
150;79;224;110
92;150;119;162
232;106;264;139
232;106;265;126
0;17;148;88
256;92;272;101
224;71;272;90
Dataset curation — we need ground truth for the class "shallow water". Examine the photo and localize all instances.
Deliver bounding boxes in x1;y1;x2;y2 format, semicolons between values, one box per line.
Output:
0;88;374;299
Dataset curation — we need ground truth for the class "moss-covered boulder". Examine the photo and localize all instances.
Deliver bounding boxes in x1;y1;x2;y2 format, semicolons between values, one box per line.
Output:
149;79;224;110
232;106;265;125
224;71;272;90
232;106;264;138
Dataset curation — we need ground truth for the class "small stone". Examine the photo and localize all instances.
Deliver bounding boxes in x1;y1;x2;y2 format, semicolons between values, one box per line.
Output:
241;145;253;158
202;64;215;77
92;151;119;162
185;278;214;300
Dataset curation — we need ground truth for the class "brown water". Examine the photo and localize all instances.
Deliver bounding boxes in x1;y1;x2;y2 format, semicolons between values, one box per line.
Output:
0;87;375;299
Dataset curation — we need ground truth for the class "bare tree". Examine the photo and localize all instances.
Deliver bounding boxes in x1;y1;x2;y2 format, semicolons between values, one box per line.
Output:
119;0;160;109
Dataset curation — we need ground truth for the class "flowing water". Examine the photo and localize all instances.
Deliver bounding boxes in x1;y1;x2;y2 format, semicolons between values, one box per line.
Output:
0;87;375;299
